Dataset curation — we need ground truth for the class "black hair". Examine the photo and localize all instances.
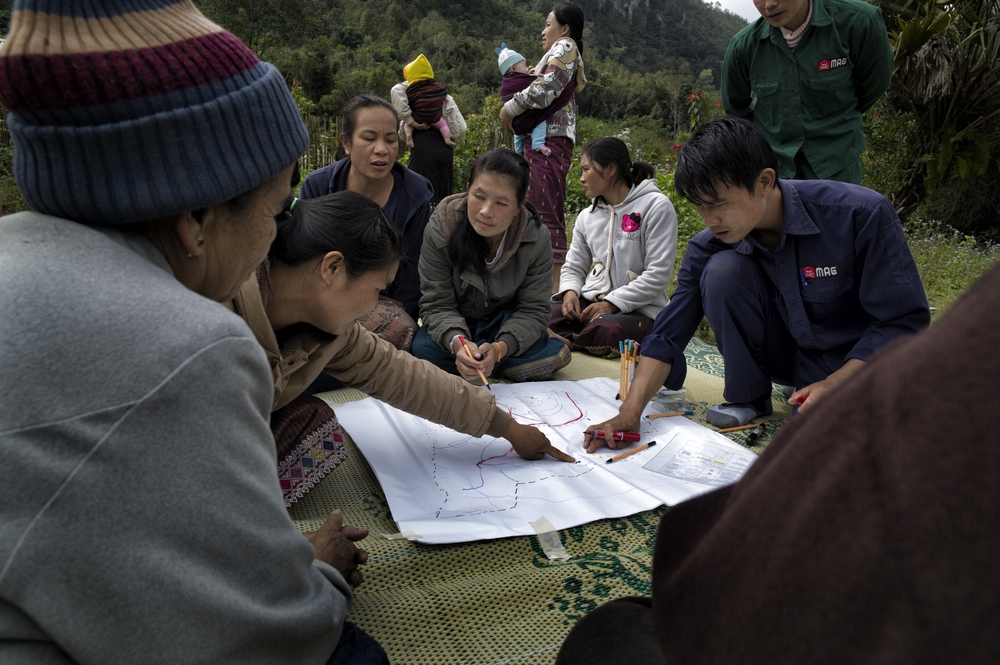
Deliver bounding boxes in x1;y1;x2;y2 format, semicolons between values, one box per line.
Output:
269;190;406;279
338;94;399;158
469;148;531;205
551;4;585;55
581;137;655;210
448;148;538;276
674;117;779;205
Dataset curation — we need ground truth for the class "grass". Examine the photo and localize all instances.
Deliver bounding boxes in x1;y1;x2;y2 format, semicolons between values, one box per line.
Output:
906;221;1000;320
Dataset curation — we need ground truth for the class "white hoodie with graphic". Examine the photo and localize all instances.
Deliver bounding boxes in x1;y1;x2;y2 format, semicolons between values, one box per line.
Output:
555;178;678;320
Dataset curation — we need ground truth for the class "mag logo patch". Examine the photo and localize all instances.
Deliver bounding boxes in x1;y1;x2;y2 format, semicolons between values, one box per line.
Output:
801;266;838;279
818;57;849;71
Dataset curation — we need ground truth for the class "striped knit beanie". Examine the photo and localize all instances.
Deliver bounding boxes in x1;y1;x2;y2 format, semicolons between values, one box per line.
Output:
0;0;309;225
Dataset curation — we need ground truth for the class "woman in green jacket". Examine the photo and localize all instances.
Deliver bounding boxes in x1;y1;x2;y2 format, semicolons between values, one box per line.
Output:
413;148;572;382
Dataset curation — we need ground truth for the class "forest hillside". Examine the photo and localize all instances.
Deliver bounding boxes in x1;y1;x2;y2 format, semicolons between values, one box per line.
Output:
0;0;996;311
192;0;747;125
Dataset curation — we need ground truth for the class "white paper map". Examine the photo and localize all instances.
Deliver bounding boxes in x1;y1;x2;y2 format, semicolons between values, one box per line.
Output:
331;378;756;544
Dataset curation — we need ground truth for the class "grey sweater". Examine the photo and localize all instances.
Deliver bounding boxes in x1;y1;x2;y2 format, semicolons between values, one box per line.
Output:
555;178;677;320
0;212;351;664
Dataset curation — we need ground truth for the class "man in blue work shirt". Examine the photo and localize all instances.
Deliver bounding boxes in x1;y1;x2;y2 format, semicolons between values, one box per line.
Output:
584;118;929;446
721;0;893;184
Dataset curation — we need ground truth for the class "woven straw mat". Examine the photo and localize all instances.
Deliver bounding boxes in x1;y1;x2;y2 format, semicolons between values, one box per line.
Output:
289;338;792;664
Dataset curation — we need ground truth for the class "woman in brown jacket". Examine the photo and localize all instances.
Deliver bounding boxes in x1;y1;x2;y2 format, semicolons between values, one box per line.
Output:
231;190;573;506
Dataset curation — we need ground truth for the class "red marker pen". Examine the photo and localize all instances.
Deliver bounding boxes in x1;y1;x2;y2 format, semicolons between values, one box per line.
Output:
584;430;641;442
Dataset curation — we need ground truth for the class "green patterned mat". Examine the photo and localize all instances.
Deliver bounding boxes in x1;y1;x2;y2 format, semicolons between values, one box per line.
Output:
290;339;791;664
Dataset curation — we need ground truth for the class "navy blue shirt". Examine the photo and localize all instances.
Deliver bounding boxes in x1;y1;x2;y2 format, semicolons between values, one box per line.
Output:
643;179;930;389
300;159;433;320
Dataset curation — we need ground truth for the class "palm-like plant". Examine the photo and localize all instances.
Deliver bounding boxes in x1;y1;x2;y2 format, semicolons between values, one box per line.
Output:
873;0;1000;218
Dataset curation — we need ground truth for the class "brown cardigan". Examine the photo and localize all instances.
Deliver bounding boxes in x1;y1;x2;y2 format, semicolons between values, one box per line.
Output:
230;270;512;439
652;264;1000;662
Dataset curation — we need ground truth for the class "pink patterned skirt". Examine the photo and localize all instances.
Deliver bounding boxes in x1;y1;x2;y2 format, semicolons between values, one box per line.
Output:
524;136;574;264
272;394;349;507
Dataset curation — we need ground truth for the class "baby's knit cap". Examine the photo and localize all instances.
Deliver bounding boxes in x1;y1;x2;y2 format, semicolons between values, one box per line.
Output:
403;54;434;84
0;0;309;225
496;43;525;75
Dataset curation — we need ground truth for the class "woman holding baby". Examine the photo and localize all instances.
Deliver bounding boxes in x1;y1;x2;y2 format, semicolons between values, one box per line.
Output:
499;4;587;294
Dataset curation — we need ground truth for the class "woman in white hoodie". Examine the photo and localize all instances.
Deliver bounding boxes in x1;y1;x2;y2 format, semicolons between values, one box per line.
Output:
550;137;678;357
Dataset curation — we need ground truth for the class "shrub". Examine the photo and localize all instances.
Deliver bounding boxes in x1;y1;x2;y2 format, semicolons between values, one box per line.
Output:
0;112;27;216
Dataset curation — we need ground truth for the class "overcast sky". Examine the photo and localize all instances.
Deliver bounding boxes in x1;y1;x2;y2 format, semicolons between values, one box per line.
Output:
709;0;761;23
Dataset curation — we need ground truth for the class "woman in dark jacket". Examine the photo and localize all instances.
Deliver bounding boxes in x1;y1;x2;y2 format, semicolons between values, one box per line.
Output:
300;94;434;352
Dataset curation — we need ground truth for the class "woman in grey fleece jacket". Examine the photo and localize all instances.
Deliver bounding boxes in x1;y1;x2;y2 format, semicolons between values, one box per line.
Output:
413;149;572;382
550;137;678;357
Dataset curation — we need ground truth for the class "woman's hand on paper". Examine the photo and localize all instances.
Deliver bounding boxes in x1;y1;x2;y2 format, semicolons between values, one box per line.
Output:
507;421;575;462
304;509;370;588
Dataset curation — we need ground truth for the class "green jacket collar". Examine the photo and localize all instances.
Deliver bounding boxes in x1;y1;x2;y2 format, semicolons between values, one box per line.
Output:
751;0;832;41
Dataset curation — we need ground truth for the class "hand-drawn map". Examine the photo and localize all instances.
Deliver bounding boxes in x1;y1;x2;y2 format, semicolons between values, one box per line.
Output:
332;378;755;544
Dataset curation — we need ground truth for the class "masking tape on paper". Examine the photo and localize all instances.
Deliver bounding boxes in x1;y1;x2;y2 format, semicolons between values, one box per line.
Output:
383;530;422;541
529;517;571;561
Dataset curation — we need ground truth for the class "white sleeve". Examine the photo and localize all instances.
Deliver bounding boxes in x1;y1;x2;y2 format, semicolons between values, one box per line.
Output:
443;95;467;143
557;209;595;297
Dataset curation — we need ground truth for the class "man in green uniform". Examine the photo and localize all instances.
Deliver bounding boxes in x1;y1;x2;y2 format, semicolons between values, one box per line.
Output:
721;0;893;184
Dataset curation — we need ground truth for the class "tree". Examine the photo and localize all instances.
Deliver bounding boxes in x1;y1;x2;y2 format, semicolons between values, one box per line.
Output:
195;0;319;59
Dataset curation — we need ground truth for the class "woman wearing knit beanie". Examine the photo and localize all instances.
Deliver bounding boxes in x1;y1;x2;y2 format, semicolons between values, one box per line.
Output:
0;2;382;663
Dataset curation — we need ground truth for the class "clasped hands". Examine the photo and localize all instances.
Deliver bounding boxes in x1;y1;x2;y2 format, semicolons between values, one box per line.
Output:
561;291;619;323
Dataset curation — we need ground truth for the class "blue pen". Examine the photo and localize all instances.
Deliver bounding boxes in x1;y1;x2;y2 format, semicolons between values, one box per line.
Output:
799;268;808;289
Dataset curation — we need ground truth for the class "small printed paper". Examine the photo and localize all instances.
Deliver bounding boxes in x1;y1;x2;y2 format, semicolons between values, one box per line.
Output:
643;431;756;487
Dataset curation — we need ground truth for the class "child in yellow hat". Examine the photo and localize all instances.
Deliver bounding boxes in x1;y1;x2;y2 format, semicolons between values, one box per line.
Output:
402;54;456;148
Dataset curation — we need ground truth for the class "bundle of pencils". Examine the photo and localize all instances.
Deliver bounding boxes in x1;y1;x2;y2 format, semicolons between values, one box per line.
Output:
618;340;639;401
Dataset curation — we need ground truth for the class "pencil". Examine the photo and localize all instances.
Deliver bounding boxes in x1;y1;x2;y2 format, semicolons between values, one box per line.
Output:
619;341;626;400
621;339;632;400
625;340;632;400
645;411;694;419
715;421;770;433
606;441;657;464
626;340;637;400
457;335;490;389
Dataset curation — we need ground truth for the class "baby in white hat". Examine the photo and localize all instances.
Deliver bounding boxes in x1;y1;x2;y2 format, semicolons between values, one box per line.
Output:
497;42;552;157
